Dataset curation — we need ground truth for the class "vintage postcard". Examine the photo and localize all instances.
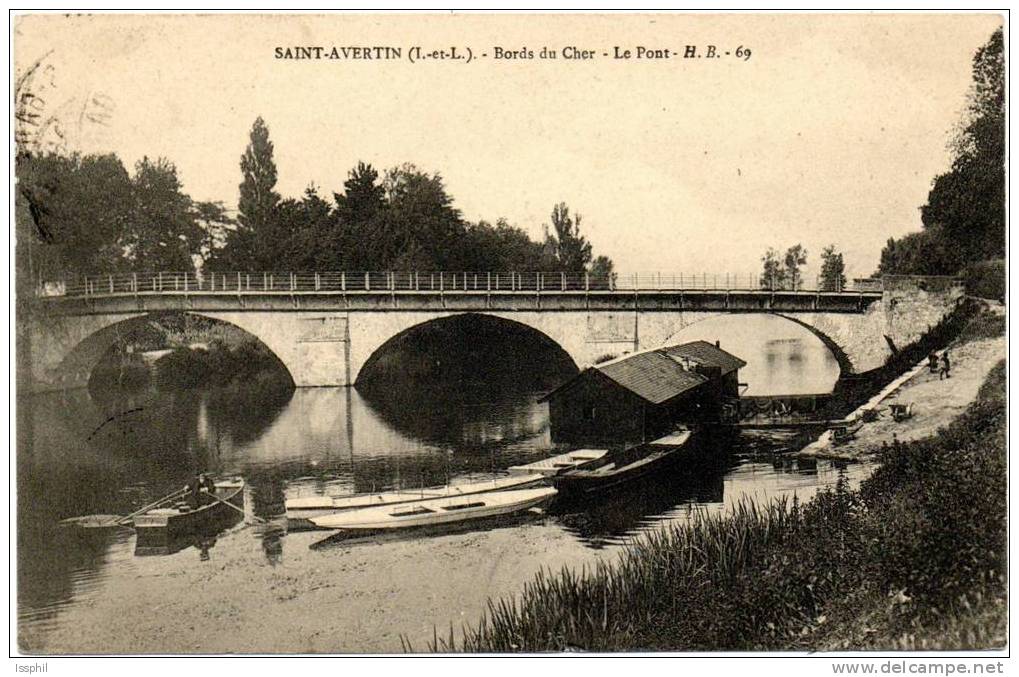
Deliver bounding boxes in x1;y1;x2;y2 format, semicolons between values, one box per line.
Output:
12;11;1008;663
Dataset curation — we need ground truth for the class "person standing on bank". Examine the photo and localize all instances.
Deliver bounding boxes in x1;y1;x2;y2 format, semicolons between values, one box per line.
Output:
939;350;952;380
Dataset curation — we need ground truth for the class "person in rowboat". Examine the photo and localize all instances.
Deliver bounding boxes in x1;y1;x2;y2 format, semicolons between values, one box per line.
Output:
184;473;203;510
200;473;216;494
183;473;215;510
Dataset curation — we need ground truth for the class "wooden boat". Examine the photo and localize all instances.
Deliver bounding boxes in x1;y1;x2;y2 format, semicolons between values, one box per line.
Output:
506;448;609;477
308;486;558;531
133;479;244;542
554;430;693;498
285;473;545;525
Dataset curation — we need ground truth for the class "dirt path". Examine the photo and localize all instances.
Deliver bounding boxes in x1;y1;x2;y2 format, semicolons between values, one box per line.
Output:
798;326;1005;461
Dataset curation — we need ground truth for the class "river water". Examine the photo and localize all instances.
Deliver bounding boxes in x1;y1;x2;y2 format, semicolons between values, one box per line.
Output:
17;316;872;651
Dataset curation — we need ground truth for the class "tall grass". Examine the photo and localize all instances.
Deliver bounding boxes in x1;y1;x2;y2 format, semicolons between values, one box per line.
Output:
426;491;858;652
422;356;1007;653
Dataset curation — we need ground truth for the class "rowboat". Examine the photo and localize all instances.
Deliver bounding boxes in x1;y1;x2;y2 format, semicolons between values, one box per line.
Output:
285;473;545;527
554;430;693;498
133;479;245;542
506;448;609;476
308;486;558;531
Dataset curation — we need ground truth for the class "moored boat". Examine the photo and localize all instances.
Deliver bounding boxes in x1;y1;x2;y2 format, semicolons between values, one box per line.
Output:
133;479;245;542
285;473;545;527
553;429;693;498
506;448;609;476
308;486;558;531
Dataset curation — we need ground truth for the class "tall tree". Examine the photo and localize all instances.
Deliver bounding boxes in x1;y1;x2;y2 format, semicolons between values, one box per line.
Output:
275;186;336;269
784;244;808;290
819;244;847;292
192;201;234;269
335;162;385;227
879;28;1004;274
379;164;465;269
231;116;281;268
760;247;785;290
461;218;546;271
16;152;133;281
544;202;593;272
877;226;961;276
126;157;202;272
589;255;616;289
326;162;386;269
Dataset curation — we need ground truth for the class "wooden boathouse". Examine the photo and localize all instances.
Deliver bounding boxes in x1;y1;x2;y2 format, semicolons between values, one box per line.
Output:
539;340;746;444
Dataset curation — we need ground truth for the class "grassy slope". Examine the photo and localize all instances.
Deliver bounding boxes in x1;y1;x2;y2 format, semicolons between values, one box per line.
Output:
811;358;1006;651
430;314;1006;652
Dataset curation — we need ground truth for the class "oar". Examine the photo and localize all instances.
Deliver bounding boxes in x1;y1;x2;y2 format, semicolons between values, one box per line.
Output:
61;487;188;529
204;491;266;524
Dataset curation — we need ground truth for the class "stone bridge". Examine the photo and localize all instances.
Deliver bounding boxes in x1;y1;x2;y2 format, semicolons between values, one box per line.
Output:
22;272;963;391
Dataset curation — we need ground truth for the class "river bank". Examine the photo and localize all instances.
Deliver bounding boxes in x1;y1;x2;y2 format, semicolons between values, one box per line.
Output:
89;315;294;393
426;310;1006;652
798;307;1005;461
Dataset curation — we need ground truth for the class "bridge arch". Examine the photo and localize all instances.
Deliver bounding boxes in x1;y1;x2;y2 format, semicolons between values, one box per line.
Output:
39;311;297;390
351;312;581;387
653;311;853;376
652;309;851;393
770;313;854;377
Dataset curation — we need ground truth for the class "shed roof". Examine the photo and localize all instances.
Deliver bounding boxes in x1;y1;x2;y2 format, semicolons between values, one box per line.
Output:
596;351;709;404
539;341;746;406
660;340;747;375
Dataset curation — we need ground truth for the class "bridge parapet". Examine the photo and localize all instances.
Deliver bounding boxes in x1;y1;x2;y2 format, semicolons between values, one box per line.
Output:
39;270;867;298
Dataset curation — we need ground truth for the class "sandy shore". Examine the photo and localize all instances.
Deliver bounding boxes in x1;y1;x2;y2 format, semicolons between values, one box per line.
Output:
797;331;1005;461
21;517;608;654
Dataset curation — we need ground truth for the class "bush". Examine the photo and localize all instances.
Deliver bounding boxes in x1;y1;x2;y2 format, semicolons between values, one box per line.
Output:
861;362;1006;605
956;307;1005;342
961;259;1005;301
151;339;293;390
153;347;211;390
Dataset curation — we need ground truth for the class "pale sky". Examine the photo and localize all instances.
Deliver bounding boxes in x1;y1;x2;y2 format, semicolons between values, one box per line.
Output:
14;13;1003;279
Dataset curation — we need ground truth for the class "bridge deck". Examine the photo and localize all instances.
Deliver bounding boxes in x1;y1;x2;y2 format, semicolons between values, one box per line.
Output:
35;287;881;314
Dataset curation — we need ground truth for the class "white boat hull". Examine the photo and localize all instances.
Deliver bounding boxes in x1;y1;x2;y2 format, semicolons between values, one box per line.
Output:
309;487;558;531
286;473;545;519
506;448;609;476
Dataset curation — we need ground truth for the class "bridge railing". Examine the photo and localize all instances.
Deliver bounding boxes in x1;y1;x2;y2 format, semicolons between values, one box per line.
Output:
42;271;863;298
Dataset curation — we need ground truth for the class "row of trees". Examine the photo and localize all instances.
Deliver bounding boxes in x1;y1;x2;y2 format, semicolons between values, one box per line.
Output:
760;244;847;292
17;30;1002;294
210;117;612;276
16;152;232;283
877;28;1004;278
15;114;614;286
